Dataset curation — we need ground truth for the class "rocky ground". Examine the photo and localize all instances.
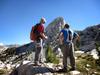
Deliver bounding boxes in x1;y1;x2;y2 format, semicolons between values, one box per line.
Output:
0;60;81;75
0;50;100;75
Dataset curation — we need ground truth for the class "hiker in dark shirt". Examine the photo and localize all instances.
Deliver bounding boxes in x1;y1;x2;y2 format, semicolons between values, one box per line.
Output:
58;23;80;72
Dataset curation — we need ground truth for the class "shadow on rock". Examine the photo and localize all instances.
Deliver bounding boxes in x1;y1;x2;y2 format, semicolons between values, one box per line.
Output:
9;62;55;75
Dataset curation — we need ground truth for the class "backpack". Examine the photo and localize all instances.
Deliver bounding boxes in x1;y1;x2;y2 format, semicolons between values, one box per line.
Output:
68;30;72;41
30;23;40;41
64;29;73;43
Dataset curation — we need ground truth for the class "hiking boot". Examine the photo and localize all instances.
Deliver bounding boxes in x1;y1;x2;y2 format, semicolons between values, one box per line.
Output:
33;62;41;66
56;68;67;73
39;61;44;64
69;68;76;71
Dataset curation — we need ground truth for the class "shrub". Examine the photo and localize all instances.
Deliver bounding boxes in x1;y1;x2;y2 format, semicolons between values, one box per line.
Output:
0;69;7;75
45;45;59;64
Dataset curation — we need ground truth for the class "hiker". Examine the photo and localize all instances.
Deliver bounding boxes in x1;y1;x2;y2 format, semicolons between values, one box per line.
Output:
57;23;80;72
30;17;48;66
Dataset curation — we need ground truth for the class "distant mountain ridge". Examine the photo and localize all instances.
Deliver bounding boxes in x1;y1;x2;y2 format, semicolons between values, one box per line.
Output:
79;24;100;51
0;45;8;53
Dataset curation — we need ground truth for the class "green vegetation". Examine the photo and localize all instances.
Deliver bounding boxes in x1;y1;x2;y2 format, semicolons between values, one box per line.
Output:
45;44;59;64
0;69;7;75
76;54;100;74
95;42;100;69
75;36;81;51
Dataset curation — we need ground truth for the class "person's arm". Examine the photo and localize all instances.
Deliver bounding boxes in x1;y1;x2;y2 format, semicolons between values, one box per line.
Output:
74;32;80;42
59;32;64;45
40;33;48;39
77;34;80;42
38;25;48;40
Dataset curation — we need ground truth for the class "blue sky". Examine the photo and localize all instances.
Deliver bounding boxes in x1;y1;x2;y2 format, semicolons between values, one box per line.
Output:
0;0;100;45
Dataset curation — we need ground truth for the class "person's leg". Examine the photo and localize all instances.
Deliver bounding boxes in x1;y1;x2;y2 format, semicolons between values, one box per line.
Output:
62;44;69;70
39;39;45;63
34;40;42;65
34;46;41;65
69;43;76;70
57;44;69;72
